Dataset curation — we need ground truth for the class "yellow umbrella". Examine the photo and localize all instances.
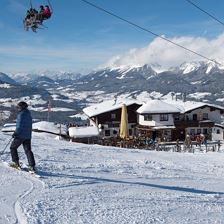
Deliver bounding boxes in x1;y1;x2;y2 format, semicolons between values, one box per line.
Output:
120;104;128;139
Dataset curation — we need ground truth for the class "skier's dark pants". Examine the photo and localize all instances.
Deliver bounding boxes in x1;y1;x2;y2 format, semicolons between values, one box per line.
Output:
10;137;35;167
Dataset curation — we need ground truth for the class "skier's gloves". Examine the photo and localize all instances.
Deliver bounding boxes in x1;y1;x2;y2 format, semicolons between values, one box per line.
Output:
12;132;16;138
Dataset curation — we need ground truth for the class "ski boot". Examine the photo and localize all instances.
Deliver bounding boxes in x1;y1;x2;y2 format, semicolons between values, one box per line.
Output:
9;162;21;170
28;166;36;174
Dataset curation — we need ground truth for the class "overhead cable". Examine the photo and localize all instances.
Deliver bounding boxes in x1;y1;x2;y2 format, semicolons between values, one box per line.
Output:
185;0;224;27
80;0;221;66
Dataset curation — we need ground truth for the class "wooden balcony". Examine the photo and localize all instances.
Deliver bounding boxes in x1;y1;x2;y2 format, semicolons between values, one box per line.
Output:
174;120;214;128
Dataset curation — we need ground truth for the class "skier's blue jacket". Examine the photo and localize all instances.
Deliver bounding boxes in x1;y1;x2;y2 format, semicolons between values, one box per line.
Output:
15;109;32;139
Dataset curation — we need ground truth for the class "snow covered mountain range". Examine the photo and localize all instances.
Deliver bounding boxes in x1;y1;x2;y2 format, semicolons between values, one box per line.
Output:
0;61;224;123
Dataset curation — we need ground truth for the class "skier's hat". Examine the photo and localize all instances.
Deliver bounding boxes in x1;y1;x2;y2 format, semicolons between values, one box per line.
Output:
17;101;28;110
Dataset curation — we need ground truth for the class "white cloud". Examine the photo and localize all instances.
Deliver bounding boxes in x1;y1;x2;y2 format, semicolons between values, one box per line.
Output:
101;33;224;70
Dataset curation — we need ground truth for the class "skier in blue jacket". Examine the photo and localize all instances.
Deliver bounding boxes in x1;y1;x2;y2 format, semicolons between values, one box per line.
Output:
10;101;36;171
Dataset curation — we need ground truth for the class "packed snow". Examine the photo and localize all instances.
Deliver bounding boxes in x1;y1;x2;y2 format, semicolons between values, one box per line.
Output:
0;84;11;88
0;95;46;109
69;113;88;120
216;98;224;103
41;107;74;112
188;92;212;100
0;130;224;223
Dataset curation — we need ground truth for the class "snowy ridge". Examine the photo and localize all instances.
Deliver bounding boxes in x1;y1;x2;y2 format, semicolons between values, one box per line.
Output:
180;61;224;75
180;62;201;74
11;71;81;83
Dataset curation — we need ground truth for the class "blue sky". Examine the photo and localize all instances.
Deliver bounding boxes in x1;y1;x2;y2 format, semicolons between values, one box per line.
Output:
1;0;224;74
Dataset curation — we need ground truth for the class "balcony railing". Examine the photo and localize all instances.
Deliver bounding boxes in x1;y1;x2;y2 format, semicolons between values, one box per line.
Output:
174;120;214;127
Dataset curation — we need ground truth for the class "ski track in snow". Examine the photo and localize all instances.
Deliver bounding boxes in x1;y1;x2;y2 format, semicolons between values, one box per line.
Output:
1;132;224;223
0;160;45;224
14;176;45;224
14;179;34;224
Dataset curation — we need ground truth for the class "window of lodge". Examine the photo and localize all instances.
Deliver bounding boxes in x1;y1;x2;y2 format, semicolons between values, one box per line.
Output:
160;114;168;121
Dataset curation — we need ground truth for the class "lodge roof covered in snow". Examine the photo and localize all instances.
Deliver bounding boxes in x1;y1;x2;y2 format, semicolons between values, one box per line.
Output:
168;101;224;113
83;99;140;117
68;126;99;138
137;100;181;114
83;99;224;117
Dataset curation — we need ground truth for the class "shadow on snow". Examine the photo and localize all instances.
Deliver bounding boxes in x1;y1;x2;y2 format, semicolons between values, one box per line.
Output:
39;170;224;195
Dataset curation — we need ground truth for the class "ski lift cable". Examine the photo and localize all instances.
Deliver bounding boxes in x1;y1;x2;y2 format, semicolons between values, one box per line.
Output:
47;0;53;13
185;0;224;27
80;0;222;66
29;0;33;8
28;0;53;12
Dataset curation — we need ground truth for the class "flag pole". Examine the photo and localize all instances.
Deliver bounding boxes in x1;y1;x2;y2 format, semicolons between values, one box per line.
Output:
47;110;50;122
47;99;51;122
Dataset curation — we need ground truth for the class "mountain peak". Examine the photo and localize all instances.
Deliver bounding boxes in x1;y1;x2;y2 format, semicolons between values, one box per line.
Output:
179;61;202;74
0;72;17;84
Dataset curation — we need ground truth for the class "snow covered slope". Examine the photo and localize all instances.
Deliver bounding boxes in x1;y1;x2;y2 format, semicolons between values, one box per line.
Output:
0;132;224;223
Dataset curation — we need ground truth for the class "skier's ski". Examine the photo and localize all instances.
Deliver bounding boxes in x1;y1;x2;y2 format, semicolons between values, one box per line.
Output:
21;167;41;178
2;162;42;178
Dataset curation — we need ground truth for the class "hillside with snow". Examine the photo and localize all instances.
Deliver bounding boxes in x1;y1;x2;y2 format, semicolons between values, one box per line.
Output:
1;61;224;124
0;130;224;223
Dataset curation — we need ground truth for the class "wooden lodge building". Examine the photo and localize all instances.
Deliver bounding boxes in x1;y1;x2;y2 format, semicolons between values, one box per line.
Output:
173;103;224;141
83;100;141;139
83;99;224;142
136;100;180;142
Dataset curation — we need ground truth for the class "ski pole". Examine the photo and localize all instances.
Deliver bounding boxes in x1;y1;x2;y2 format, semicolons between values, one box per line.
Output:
0;137;13;157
